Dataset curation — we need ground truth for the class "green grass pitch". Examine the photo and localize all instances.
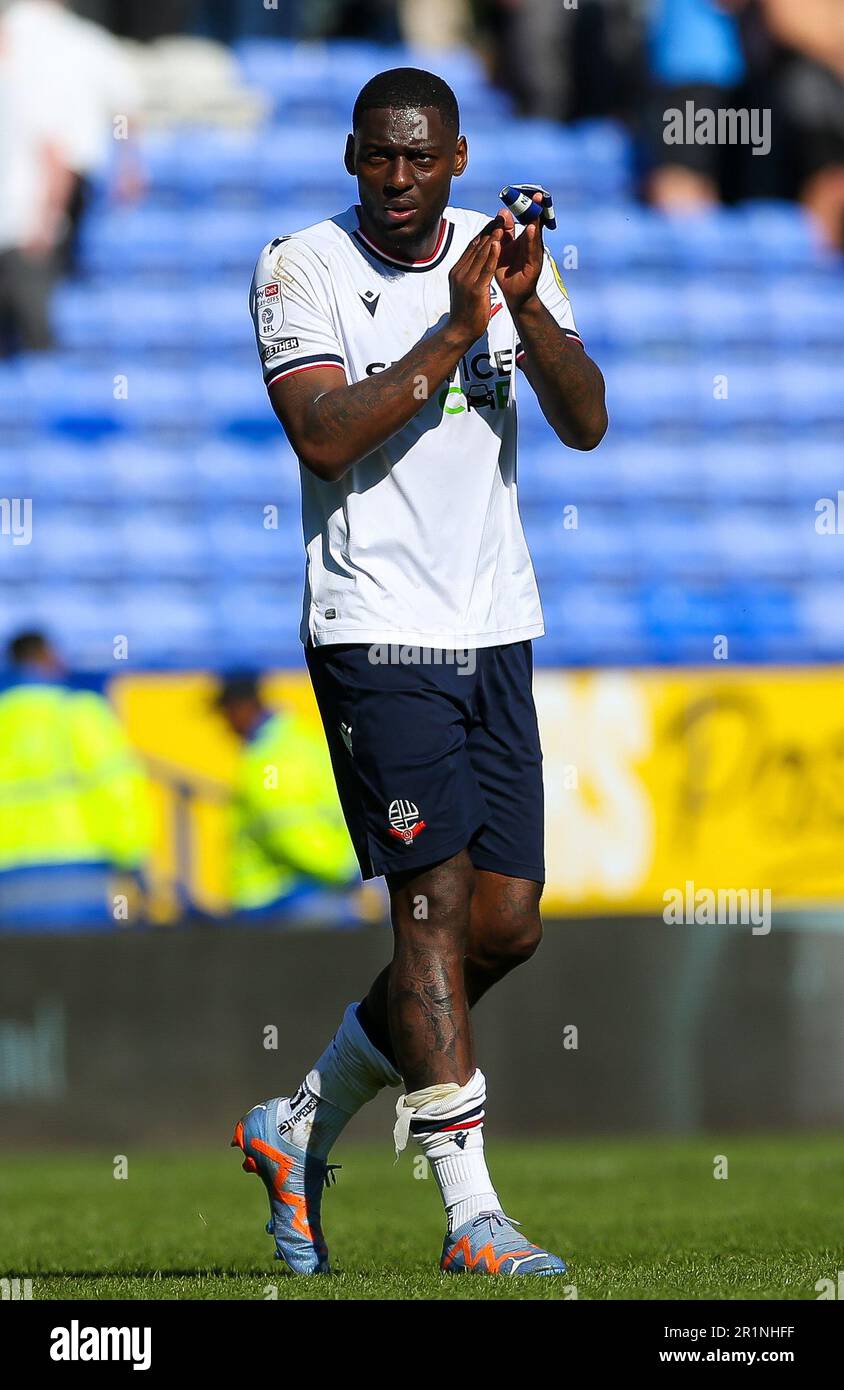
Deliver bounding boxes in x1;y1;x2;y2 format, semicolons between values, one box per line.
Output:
2;1135;841;1300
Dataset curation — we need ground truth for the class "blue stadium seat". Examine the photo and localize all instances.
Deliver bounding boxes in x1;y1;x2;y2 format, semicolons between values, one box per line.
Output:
631;512;724;581
19;360;121;437
0;360;33;432
12;582;125;665
117;582;216;664
541;582;648;662
606;360;702;429
739;202;825;270
0;448;31;499
102;441;200;504
78;205;190;273
210;581;305;664
118;511;210;582
193;441;301;507
766;276;844;347
583;279;689;349
709;509;805;581
197;365;276;437
26;441;118;506
782;439;844;508
205;510;304;579
28;510;125;581
519;441;622;506
695;441;789;502
800;513;844;578
526;506;637;581
610;439;711;502
773;358;844;427
799;582;844;658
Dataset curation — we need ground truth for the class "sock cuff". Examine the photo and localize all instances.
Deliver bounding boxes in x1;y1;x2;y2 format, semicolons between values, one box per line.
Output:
394;1070;487;1156
347;1002;402;1088
305;1002;401;1118
410;1068;486;1119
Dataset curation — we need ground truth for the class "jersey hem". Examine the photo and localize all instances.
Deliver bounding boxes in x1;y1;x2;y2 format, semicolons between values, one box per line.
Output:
306;621;545;648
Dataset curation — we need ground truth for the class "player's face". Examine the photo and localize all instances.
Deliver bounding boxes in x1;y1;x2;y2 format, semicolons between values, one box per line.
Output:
346;106;467;255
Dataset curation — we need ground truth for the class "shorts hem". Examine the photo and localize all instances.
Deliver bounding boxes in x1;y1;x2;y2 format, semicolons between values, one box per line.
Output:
468;850;546;884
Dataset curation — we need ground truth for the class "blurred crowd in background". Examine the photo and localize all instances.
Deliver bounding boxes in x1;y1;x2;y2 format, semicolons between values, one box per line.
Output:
2;0;844;355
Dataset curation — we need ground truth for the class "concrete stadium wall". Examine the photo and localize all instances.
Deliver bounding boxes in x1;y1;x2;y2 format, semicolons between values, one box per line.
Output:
1;919;842;1147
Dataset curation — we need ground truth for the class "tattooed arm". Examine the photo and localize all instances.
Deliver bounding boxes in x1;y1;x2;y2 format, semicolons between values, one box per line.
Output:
493;197;607;451
267;228;503;483
515;296;608;451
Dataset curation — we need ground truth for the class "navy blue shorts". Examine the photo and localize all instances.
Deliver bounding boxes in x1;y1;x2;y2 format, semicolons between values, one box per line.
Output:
305;640;545;883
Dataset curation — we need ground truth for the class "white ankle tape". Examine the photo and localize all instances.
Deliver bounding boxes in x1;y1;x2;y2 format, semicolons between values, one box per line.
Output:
393;1070;486;1158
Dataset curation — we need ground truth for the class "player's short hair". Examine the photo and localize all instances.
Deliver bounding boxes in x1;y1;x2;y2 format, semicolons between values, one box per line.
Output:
352;68;460;138
7;629;50;665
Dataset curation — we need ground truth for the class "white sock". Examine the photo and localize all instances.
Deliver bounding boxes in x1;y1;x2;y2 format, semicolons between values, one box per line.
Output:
394;1069;501;1232
276;1002;401;1159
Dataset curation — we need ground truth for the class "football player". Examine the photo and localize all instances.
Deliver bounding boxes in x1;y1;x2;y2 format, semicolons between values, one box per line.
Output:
234;66;607;1277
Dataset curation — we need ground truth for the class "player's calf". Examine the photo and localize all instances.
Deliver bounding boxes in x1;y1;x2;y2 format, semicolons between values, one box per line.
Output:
387;851;475;1088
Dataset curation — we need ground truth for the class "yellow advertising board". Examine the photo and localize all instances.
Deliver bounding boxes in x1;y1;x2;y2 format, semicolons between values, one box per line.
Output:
111;667;844;917
536;667;844;912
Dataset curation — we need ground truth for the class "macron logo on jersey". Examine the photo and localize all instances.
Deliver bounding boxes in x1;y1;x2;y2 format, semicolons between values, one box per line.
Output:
359;289;380;317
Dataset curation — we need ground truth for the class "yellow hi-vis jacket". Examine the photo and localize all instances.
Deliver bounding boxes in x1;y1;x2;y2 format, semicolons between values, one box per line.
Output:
0;679;151;872
230;711;358;911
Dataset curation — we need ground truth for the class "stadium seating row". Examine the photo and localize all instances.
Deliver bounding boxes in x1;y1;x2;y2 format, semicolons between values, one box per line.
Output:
2;357;840;436
78;198;827;273
51;274;844;351
2;577;839;666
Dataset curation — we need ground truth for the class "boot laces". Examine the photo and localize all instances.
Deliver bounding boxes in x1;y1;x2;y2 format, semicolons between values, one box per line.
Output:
471;1209;520;1238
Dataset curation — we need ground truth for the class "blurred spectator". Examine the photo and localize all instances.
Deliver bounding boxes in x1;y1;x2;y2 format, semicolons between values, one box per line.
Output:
644;0;747;211
644;0;844;247
476;0;642;123
0;632;152;929
4;0;143;274
310;0;401;41
0;1;73;353
399;0;470;49
214;672;360;922
70;0;193;41
186;0;400;45
743;0;844;248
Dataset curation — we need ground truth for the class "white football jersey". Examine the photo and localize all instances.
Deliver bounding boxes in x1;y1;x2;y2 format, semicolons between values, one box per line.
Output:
248;204;582;649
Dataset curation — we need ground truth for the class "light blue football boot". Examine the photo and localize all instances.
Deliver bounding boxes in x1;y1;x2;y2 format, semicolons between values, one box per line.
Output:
231;1099;339;1275
441;1209;568;1276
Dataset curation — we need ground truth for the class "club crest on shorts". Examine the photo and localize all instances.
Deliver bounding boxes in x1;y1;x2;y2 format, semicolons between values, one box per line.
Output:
388;798;426;845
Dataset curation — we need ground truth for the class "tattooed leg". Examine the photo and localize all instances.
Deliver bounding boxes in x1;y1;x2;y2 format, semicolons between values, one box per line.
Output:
366;850;476;1089
357;860;541;1087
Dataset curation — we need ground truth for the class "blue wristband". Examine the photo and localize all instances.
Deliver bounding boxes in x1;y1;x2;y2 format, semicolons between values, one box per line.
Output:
499;183;557;231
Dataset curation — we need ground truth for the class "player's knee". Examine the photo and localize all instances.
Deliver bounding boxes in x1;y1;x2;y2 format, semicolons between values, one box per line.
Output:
502;910;543;966
472;906;543;972
388;850;475;946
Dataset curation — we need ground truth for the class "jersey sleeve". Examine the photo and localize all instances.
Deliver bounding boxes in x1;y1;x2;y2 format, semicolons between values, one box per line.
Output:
249;237;348;390
515;245;583;367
